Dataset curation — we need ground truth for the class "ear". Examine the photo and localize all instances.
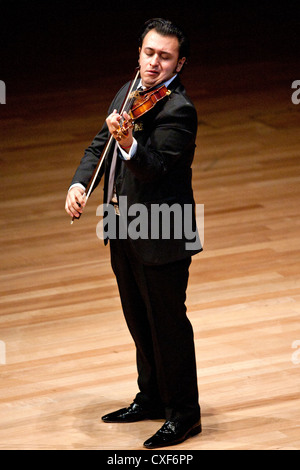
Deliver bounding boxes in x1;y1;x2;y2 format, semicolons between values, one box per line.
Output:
138;47;141;65
176;57;186;73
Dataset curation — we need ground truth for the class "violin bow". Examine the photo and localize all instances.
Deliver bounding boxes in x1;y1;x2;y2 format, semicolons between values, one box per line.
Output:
71;67;141;224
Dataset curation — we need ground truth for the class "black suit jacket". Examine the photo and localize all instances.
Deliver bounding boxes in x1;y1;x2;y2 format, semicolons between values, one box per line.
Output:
71;76;202;265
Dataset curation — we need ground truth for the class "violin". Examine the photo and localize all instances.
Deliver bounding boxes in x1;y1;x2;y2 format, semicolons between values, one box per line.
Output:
113;83;171;140
131;84;171;118
71;69;172;224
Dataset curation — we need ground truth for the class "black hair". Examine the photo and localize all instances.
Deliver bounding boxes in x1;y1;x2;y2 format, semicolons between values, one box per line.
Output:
138;18;190;61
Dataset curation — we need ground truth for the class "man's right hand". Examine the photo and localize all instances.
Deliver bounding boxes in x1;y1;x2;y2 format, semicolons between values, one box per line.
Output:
65;186;86;219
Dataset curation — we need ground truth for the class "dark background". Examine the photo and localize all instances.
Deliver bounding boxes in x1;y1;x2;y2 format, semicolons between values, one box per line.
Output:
1;0;299;94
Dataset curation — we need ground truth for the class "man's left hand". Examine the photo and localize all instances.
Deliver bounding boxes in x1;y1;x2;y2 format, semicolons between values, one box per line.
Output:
106;110;133;152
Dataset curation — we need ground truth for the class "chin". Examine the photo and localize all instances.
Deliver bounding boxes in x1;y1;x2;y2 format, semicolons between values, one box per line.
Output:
144;79;160;89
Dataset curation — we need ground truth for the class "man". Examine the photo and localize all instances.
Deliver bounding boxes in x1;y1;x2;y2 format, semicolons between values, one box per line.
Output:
65;18;202;448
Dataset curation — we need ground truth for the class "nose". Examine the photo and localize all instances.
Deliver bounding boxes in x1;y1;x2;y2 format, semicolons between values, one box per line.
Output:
150;54;160;67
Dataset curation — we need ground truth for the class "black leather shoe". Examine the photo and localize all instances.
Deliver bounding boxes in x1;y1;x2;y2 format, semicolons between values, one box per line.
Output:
143;418;202;449
102;403;165;423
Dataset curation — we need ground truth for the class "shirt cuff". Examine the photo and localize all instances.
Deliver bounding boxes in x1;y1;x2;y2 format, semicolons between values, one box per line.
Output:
117;138;137;160
68;183;86;192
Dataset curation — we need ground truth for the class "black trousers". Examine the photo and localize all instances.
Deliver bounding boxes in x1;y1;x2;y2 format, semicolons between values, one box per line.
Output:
110;237;200;423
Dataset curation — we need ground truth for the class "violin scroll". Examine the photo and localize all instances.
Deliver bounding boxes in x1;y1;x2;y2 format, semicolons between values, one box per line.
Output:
113;114;134;141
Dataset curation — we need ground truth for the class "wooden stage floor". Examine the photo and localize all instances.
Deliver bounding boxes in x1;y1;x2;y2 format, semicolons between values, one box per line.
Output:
0;60;299;450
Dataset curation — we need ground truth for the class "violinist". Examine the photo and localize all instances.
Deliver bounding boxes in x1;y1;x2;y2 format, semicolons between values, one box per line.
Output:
65;18;202;448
